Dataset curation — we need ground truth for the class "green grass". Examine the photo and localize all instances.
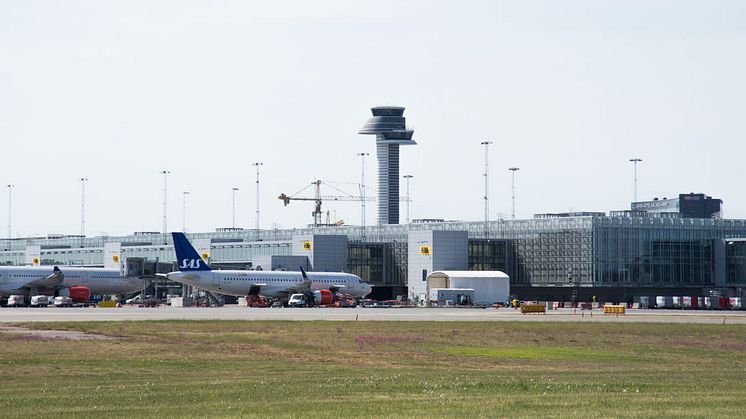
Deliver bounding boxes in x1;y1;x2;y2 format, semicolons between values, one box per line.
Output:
1;321;745;417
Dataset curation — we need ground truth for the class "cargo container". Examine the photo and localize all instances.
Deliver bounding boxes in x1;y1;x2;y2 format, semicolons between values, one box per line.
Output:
672;296;682;309
719;297;730;310
656;296;673;309
729;298;742;310
639;296;650;309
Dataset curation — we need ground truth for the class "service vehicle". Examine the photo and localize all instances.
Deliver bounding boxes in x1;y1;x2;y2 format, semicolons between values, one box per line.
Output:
30;295;54;307
288;293;306;307
7;294;25;307
54;296;73;307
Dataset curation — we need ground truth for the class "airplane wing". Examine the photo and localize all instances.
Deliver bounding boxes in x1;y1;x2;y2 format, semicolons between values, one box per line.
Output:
26;266;64;289
274;279;311;297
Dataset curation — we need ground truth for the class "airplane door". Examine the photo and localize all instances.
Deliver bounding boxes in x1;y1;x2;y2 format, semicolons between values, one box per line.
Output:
212;273;220;287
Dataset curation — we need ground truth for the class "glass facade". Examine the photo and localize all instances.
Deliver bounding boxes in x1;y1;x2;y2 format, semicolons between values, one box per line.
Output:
3;216;746;292
593;217;740;287
726;240;746;285
348;242;407;286
468;239;508;272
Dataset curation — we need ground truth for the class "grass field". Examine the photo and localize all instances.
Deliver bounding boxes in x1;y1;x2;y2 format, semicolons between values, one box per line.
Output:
1;321;745;417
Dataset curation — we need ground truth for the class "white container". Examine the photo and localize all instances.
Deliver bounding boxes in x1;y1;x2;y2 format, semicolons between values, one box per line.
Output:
729;297;741;310
639;296;649;309
429;288;475;305
672;296;682;308
656;296;666;308
30;295;51;307
682;296;692;308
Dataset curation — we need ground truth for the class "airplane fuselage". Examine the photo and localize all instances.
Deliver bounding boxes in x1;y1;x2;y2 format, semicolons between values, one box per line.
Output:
167;270;371;298
0;266;145;296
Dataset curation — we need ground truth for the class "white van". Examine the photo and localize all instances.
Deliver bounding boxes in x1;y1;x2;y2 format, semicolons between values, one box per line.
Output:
288;293;306;307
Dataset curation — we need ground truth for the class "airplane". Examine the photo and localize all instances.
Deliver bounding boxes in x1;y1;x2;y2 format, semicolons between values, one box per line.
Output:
167;232;372;303
0;265;147;303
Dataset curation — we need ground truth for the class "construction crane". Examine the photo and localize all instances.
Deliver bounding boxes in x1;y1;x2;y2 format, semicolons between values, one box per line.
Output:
278;180;374;227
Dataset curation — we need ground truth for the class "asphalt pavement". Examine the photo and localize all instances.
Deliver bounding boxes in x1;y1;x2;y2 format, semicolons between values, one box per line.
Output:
1;306;745;324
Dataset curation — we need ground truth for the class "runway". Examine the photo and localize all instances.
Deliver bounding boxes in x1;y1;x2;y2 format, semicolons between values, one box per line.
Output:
2;306;746;324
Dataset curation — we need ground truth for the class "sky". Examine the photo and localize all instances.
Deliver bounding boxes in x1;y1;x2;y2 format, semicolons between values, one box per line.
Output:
1;0;745;237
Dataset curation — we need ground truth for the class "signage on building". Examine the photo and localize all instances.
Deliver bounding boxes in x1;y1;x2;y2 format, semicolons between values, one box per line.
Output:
103;242;121;270
420;245;431;255
193;238;212;262
631;199;679;212
302;240;313;250
25;245;41;266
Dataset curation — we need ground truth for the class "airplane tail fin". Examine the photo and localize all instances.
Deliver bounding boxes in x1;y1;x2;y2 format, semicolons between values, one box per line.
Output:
172;232;212;271
300;266;309;280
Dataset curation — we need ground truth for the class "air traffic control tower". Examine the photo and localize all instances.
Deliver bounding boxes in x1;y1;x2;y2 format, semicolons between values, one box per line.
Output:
359;106;416;225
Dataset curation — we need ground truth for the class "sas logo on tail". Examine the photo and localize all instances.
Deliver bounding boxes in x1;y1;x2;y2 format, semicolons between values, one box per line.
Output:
180;259;203;269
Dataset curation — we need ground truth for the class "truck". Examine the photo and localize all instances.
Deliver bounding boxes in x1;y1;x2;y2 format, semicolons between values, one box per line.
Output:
7;294;25;307
30;295;54;307
53;296;74;307
288;290;349;308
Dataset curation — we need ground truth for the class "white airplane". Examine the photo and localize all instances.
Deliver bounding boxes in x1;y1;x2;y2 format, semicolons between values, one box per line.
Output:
0;265;146;302
167;232;372;302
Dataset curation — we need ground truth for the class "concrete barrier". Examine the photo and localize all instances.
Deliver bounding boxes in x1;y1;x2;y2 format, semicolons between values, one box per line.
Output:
603;304;626;315
520;303;546;314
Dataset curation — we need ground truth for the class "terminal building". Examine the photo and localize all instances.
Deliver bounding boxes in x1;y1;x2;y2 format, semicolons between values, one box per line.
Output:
2;192;746;303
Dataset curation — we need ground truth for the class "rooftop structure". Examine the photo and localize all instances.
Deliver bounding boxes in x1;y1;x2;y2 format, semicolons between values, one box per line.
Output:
631;193;722;219
359;106;416;225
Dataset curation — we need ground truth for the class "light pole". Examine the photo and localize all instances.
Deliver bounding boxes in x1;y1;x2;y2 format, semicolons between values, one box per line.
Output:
231;187;239;229
480;141;492;237
251;162;263;230
182;191;190;232
160;170;170;243
629;158;642;202
403;175;413;224
80;178;88;247
6;184;13;250
357;153;369;234
508;167;519;220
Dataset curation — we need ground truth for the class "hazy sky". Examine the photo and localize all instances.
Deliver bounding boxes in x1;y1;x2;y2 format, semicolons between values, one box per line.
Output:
1;1;744;237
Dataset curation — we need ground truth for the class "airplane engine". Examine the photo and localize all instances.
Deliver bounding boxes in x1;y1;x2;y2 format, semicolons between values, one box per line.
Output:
59;286;91;303
313;289;335;306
